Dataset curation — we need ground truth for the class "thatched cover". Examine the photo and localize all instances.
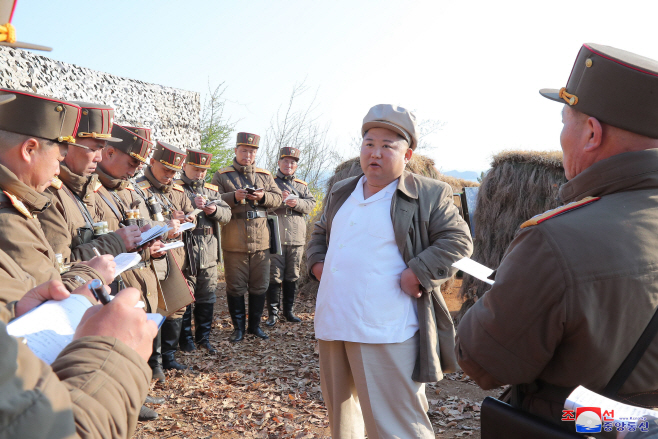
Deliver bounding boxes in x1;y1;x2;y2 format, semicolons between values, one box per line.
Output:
299;153;478;297
456;150;566;321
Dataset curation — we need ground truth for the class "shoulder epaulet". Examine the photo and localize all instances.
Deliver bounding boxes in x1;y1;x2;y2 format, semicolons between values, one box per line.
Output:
92;181;103;193
218;166;235;174
204;182;219;192
2;190;33;219
172;184;185;192
520;196;600;229
293;178;308;186
255;167;271;175
50;177;62;190
175;179;185;186
137;180;151;190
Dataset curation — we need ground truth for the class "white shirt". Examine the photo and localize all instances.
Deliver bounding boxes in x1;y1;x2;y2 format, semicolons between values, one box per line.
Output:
314;176;419;343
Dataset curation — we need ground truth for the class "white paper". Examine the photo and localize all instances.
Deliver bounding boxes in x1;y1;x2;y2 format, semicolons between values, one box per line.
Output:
186;208;203;218
452;257;495;285
178;222;194;232
565;386;658;435
113;252;142;277
137;225;172;246
7;295;92;364
159;241;184;252
283;193;299;202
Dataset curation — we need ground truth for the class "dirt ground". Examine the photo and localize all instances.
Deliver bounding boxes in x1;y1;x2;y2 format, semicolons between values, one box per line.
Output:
133;279;503;439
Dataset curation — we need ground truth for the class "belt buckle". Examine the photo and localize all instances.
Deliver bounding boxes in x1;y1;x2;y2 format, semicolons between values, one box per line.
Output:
247;211;256;220
286;207;293;216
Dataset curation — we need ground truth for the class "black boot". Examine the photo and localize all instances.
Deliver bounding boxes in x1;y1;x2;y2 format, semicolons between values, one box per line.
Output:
226;294;246;342
247;293;269;339
282;280;302;323
179;305;196;352
194;303;217;353
265;282;281;327
148;329;165;383
138;405;159;421
162;318;188;370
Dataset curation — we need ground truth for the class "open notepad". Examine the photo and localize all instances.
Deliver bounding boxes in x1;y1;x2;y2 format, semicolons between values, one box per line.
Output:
137;225;172;246
7;295;164;365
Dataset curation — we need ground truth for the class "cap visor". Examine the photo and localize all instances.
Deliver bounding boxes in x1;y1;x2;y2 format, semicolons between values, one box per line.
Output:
188;163;211;169
0;41;52;52
105;136;123;143
0;94;16;106
162;163;182;172
539;88;564;103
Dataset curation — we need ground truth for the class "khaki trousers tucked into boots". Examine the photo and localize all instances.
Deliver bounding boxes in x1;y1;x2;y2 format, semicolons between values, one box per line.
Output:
318;332;433;439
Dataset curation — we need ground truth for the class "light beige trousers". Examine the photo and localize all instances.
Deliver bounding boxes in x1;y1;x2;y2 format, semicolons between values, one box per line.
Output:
318;332;434;439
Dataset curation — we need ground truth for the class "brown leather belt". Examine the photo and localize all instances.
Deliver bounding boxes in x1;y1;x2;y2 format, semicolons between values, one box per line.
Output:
233;210;268;220
193;227;214;236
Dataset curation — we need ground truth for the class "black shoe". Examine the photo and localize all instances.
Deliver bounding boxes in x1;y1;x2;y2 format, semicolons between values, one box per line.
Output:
247;326;269;340
138;405;159;421
247;293;269;339
229;329;244;343
163;356;189;371
282;280;302;323
226;294;246;343
265;283;281;327
194;303;216;352
145;395;165;405
179;305;197;352
198;341;217;354
151;365;166;384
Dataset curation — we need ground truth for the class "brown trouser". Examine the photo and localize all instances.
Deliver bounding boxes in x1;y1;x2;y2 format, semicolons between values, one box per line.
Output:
269;245;303;284
223;250;269;297
318;332;433;439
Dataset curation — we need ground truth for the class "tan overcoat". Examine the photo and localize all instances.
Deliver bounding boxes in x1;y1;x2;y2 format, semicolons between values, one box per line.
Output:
269;170;316;246
306;171;473;382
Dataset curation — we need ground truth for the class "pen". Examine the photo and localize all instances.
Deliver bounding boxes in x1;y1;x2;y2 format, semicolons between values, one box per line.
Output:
92;247;101;258
89;279;111;305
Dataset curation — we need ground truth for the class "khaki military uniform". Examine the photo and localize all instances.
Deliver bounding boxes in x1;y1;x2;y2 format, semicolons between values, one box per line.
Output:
177;174;231;303
93;167;161;313
0;163;104;293
269;170;316;283
39;164;126;263
0;245;151;439
136;166;195;279
456;149;658;421
211;159;282;297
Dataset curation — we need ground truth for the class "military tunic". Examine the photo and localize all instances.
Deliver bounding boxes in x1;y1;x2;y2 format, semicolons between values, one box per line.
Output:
0;163;105;293
269;170;316;283
39;164;126;264
456;149;658;421
136;167;195;318
177;174;231;304
94;166;160;313
211;159;282;297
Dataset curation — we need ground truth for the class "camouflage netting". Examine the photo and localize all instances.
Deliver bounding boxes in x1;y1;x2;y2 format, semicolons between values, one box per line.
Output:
455;150;566;323
299;154;479;298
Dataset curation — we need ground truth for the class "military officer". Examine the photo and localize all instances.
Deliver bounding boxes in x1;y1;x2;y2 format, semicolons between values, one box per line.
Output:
136;141;196;370
456;43;658;423
39;102;143;264
177;148;231;354
211;132;283;342
265;147;316;326
0;89;115;293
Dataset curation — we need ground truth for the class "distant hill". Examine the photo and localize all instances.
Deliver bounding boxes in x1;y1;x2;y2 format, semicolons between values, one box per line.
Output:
443;170;480;182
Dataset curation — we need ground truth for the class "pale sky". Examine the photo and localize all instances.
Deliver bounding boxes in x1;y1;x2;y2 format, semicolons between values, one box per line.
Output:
14;0;658;172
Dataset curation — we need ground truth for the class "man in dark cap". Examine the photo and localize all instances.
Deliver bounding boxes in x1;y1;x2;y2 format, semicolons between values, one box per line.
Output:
211;132;283;342
177;148;231;353
265;146;316;326
39;102;143;264
306;104;472;438
136;141;195;371
457;44;658;423
0;89;116;293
